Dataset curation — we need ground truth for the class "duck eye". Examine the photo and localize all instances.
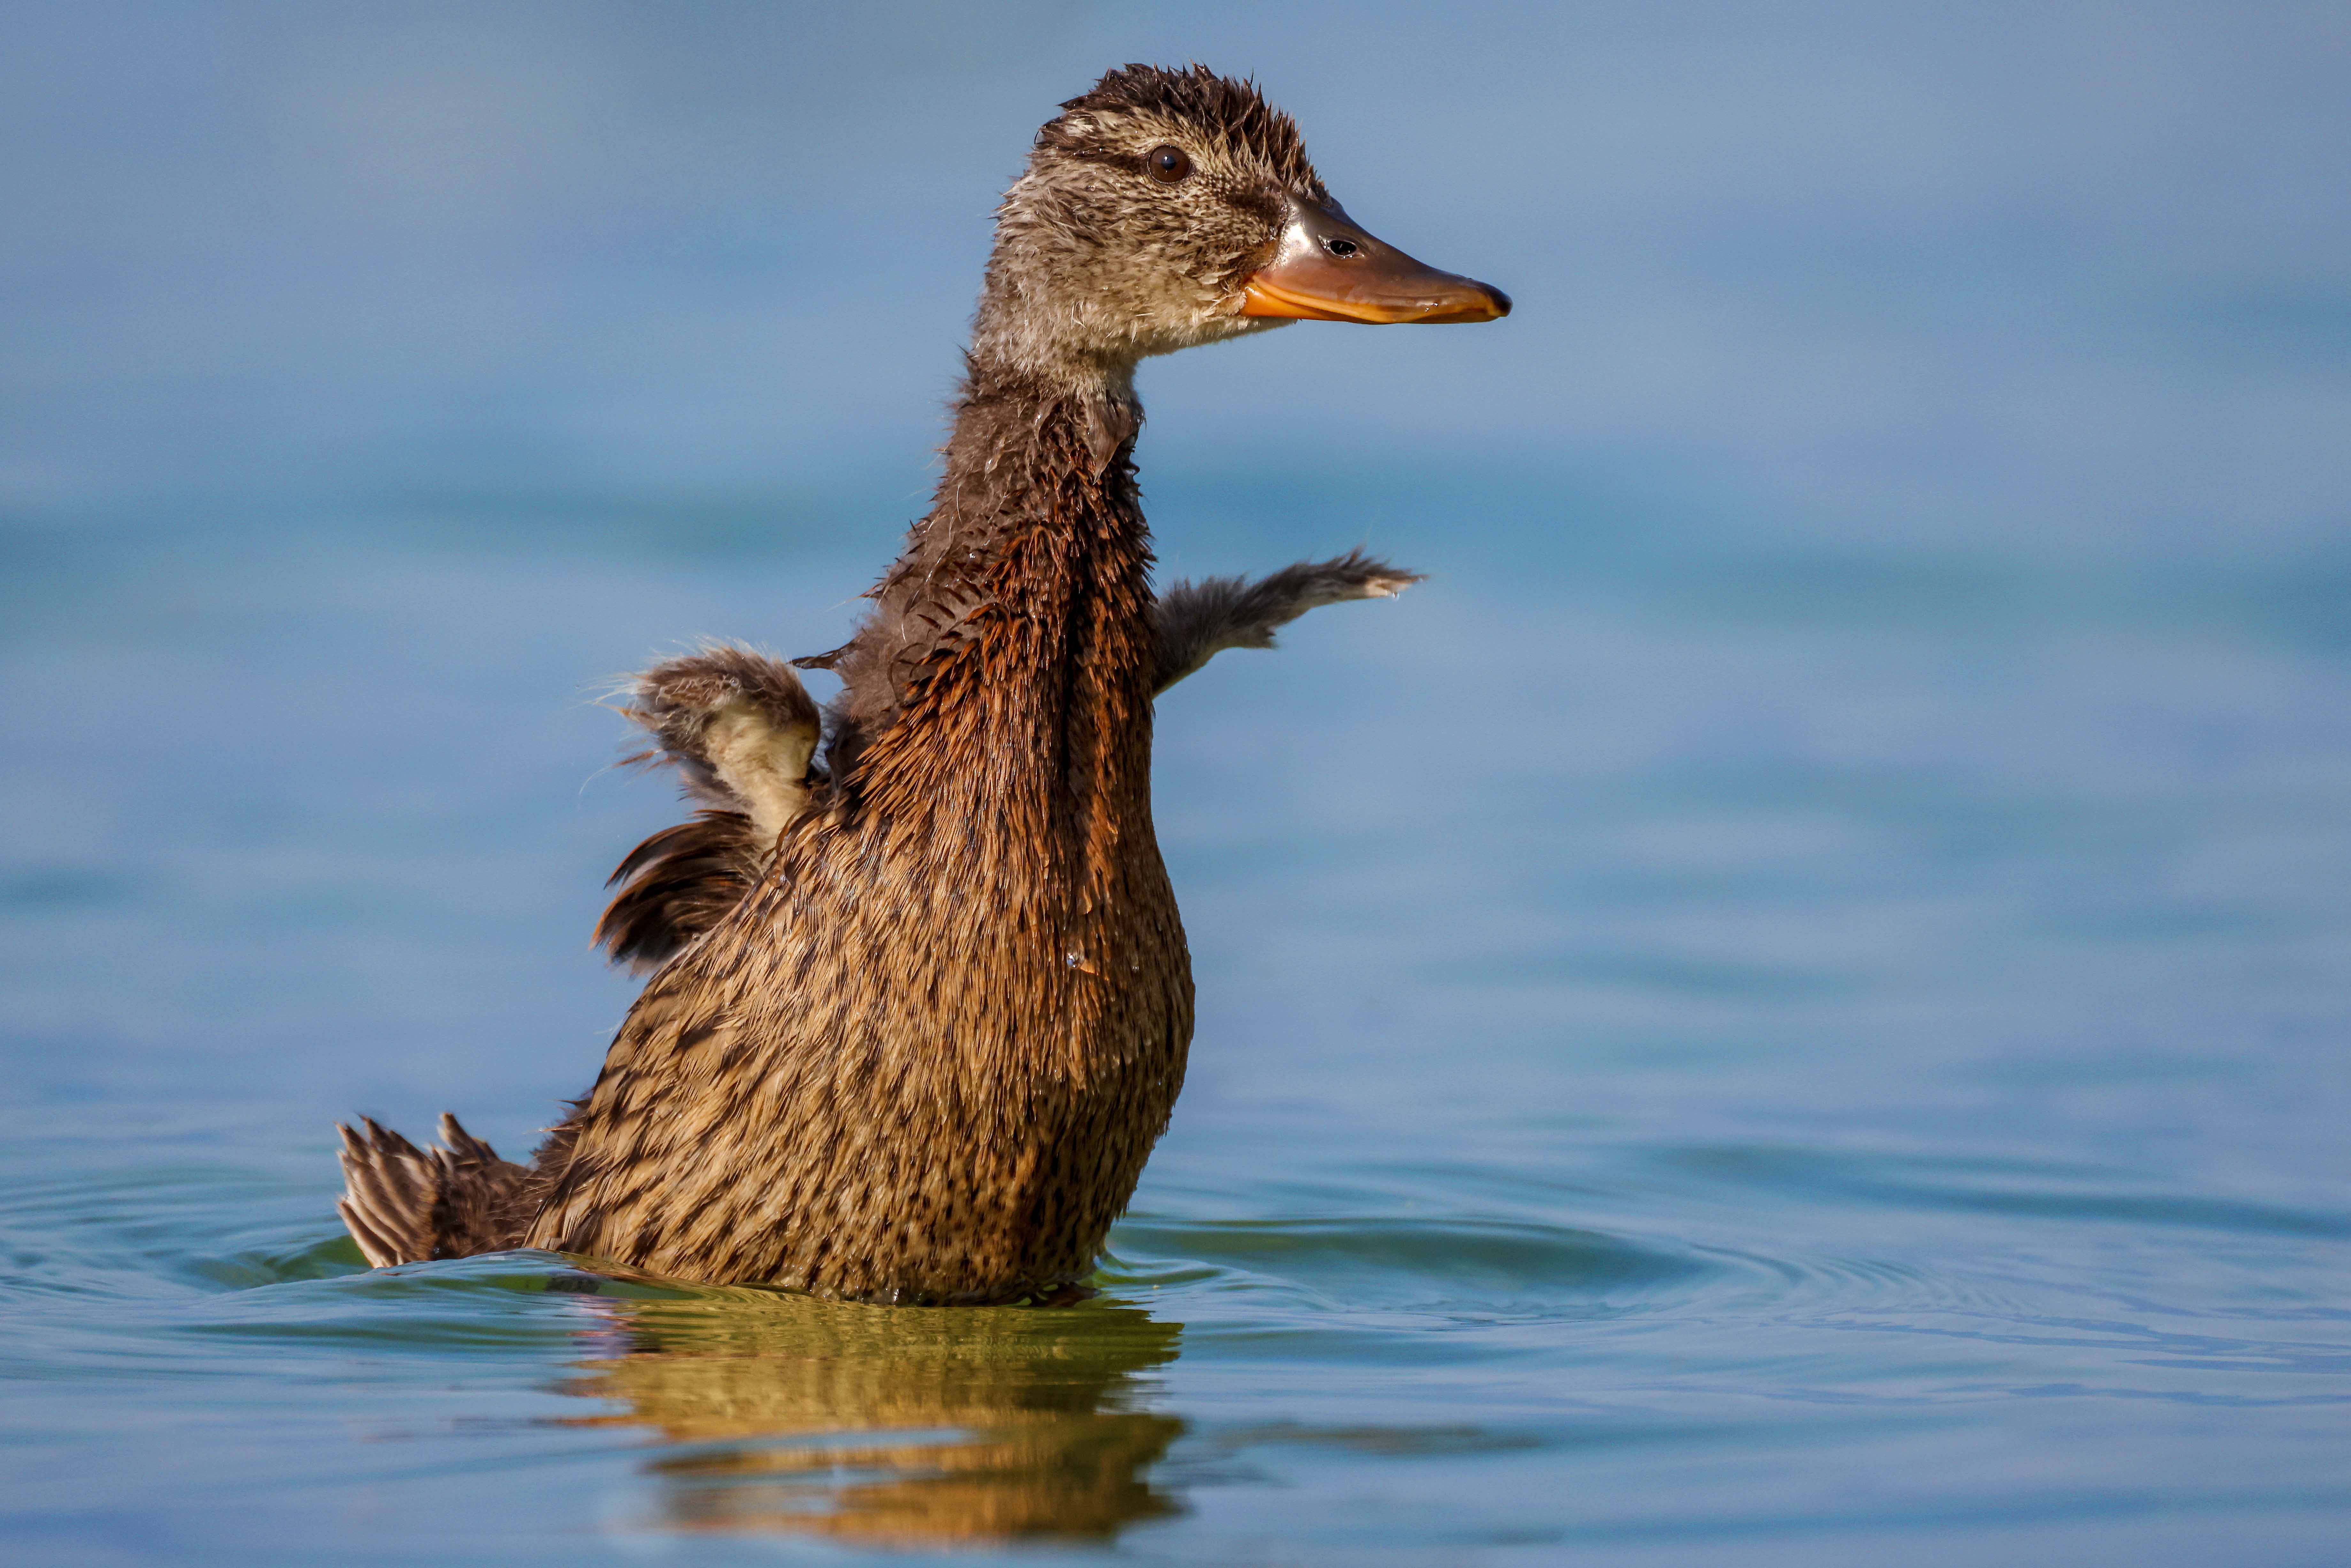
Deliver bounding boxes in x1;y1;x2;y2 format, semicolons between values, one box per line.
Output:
1145;144;1192;184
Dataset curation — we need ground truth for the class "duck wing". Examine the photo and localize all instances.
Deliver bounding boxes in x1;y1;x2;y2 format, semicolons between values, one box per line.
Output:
1152;548;1423;694
595;647;826;973
594;809;766;972
593;565;1424;968
617;645;824;838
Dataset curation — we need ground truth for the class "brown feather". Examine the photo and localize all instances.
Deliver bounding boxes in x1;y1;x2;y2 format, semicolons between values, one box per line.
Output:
618;645;822;824
526;365;1192;1303
333;67;1445;1300
335;1115;535;1266
594;811;767;973
603;553;1424;973
1152;548;1424;693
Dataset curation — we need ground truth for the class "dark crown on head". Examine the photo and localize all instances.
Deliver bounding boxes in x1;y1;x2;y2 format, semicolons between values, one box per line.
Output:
1039;63;1323;196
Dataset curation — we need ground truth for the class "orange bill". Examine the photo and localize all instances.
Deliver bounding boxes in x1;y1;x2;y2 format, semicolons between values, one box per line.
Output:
1241;200;1510;325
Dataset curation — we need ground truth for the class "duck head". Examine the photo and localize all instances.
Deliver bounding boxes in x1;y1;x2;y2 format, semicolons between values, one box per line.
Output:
970;64;1510;385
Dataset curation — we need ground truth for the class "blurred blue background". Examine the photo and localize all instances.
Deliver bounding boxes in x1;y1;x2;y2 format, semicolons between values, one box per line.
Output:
13;1;2349;551
4;4;2349;1564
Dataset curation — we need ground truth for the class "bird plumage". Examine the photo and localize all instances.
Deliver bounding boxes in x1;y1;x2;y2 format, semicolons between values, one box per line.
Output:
336;63;1502;1301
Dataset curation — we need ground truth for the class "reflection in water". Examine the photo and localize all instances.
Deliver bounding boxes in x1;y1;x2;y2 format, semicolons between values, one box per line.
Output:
555;1287;1186;1544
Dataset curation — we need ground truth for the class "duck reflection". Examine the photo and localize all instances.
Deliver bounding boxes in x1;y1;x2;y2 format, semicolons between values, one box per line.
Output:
555;1287;1185;1544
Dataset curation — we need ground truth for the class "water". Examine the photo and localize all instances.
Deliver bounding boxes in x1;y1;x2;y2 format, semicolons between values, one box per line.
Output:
4;463;2349;1565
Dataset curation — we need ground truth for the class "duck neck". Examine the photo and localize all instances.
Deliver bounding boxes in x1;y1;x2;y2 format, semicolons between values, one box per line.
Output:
828;349;1157;810
939;350;1143;517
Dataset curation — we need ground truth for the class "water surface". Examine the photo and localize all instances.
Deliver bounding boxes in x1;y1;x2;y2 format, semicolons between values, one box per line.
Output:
3;470;2348;1564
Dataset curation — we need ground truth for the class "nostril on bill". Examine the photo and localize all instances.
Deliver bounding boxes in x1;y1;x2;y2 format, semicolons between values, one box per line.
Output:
1323;237;1360;257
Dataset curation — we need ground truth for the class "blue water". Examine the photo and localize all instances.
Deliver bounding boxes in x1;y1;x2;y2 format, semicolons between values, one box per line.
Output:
3;457;2347;1564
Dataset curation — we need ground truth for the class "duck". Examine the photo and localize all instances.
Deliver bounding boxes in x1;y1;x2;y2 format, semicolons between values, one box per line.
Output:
336;63;1508;1304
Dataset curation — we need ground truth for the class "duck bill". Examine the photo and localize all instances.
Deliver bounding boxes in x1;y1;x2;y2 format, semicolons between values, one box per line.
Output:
1241;200;1510;325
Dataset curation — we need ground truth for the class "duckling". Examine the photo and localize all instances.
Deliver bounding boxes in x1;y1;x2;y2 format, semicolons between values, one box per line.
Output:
338;64;1507;1302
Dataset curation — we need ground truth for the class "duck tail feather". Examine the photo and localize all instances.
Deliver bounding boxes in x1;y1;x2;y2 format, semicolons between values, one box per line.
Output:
335;1114;538;1267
